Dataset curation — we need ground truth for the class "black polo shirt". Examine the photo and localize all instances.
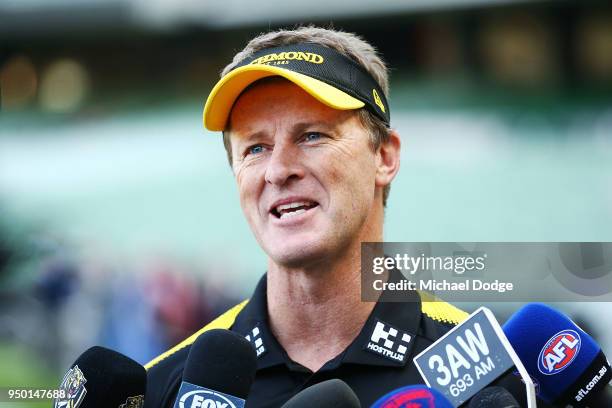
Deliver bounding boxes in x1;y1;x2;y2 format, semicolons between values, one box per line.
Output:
144;273;469;407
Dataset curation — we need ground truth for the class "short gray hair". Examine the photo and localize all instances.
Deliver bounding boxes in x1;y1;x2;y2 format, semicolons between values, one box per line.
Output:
221;25;393;206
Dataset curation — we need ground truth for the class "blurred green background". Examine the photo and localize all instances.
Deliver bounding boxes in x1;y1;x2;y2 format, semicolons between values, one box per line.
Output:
1;0;612;405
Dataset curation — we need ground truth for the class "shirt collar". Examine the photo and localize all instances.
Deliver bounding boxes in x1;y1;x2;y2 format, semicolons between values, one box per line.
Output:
342;289;422;367
231;272;423;370
231;274;289;369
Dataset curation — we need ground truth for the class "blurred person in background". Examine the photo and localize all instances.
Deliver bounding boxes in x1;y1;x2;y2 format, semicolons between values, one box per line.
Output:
144;26;473;407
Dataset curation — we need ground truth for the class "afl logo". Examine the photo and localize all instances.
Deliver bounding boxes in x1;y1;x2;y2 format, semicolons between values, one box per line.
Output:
537;329;581;375
371;385;452;408
376;388;435;408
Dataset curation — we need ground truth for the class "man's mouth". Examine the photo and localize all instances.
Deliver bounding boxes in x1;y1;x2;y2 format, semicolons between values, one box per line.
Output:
270;200;319;220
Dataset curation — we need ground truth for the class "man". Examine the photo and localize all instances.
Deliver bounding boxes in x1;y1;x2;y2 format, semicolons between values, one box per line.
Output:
144;26;468;407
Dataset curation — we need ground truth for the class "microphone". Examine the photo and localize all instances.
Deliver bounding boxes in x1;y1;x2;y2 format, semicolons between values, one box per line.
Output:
172;329;257;408
371;384;453;408
503;303;612;407
413;307;536;407
53;346;146;408
280;379;360;407
468;386;520;408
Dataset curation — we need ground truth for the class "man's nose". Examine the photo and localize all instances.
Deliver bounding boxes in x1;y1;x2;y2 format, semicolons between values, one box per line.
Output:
264;143;305;186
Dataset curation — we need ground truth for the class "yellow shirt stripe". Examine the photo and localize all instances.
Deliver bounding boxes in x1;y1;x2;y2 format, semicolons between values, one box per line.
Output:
419;290;469;325
145;299;249;370
145;294;468;370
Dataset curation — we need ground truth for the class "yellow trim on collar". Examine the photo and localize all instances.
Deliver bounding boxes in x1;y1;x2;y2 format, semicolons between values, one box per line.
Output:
419;291;469;325
145;292;467;370
144;299;249;370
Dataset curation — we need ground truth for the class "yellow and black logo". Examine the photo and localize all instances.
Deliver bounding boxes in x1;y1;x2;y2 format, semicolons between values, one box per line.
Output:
372;89;385;113
250;51;324;66
119;395;144;408
54;365;87;408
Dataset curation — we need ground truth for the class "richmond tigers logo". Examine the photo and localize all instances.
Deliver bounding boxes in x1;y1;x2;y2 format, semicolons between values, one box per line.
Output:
54;365;87;408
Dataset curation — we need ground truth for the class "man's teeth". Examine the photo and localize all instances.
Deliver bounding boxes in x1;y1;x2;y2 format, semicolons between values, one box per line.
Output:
276;201;312;212
273;201;317;219
279;208;307;219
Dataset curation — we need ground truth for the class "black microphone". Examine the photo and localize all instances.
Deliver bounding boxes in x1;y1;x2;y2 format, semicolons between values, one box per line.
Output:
172;329;257;408
53;346;146;408
580;385;612;408
280;379;360;408
468;386;520;408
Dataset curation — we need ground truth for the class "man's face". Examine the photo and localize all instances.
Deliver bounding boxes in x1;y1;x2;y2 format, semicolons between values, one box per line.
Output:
228;79;383;267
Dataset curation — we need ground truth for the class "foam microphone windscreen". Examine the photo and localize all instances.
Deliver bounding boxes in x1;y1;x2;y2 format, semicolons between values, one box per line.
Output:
182;328;257;399
54;346;146;408
468;386;520;408
281;379;360;408
371;384;453;408
503;303;611;406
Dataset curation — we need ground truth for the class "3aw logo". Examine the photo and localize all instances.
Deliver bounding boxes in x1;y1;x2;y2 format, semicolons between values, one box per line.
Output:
178;390;237;408
365;319;412;363
538;329;581;375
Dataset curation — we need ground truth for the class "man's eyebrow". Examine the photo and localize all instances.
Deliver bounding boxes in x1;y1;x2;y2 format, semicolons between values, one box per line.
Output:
233;130;267;145
290;121;336;134
233;119;343;144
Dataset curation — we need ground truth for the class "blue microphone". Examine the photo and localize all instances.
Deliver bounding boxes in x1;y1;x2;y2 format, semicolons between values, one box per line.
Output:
503;303;612;407
371;385;453;408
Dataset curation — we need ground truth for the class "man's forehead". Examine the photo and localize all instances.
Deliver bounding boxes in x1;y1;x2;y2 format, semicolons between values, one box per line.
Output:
231;76;322;111
238;76;291;98
228;77;357;134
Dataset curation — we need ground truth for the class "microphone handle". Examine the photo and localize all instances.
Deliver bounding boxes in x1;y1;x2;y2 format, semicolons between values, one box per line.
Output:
553;351;612;408
585;384;612;408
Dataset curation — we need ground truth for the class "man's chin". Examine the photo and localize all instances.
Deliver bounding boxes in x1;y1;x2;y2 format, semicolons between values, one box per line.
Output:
266;241;331;269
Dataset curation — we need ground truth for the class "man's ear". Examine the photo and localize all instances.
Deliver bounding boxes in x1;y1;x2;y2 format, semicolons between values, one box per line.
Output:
375;129;401;188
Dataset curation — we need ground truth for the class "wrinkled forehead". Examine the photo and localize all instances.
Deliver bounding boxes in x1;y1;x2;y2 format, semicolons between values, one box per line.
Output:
227;77;359;136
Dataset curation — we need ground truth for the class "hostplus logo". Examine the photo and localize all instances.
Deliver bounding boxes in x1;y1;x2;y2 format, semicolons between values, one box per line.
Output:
365;320;412;363
245;326;266;357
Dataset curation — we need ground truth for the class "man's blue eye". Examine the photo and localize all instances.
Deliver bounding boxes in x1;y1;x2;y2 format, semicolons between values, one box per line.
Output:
248;145;264;155
305;132;321;142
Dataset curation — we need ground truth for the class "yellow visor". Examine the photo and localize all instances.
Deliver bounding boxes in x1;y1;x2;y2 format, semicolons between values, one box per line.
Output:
202;64;365;131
